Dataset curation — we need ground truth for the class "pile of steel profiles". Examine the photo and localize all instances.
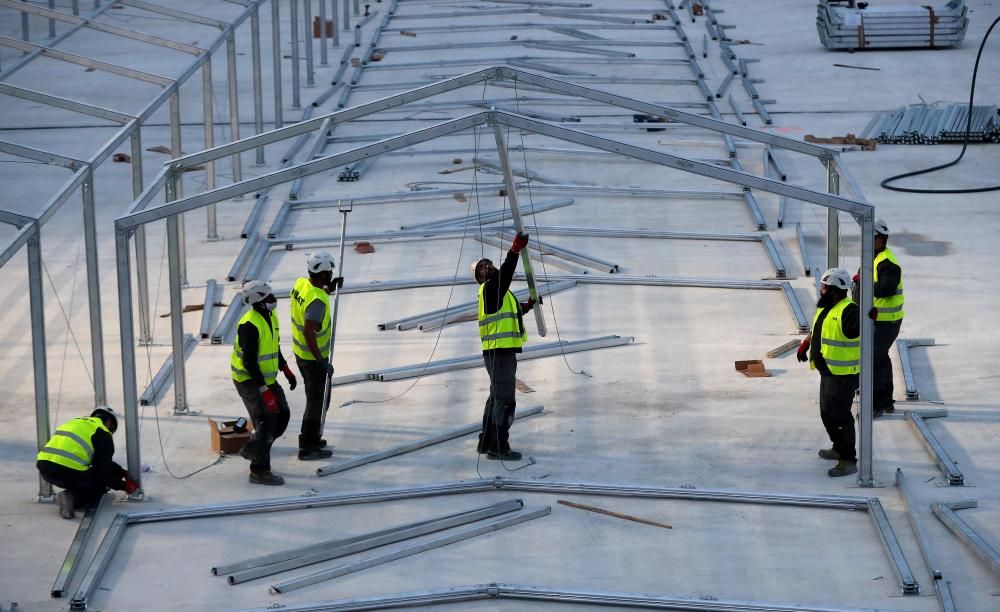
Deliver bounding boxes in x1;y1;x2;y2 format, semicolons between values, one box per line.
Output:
817;0;968;50
861;103;1000;144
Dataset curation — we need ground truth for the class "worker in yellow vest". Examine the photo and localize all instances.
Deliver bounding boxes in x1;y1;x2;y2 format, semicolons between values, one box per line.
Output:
289;252;343;461
471;232;536;461
852;219;904;418
36;407;138;519
231;280;297;486
797;268;861;478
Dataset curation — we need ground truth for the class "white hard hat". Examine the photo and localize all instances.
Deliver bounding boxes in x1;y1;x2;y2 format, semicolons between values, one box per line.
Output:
307;252;336;275
820;267;852;291
241;279;273;305
91;406;119;433
873;219;889;236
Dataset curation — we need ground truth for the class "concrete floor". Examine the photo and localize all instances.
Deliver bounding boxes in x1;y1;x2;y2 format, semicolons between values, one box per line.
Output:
2;0;999;610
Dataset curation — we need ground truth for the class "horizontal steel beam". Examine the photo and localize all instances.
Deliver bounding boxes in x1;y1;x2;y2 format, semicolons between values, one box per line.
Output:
0;0;204;55
118;0;228;28
932;501;1000;577
909;413;964;486
0;209;34;227
0;140;85;169
868;498;920;594
0;35;174;86
0;82;134;123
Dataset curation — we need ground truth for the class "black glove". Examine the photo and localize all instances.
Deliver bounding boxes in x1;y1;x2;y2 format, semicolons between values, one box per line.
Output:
796;338;810;363
326;276;344;292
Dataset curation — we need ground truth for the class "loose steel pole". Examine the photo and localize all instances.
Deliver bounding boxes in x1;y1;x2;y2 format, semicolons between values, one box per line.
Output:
202;60;218;240
27;226;53;500
319;0;329;65
331;0;340;45
342;0;350;32
130;130;152;344
169;91;187;285
115;227;142;491
250;4;265;164
827;161;840;269
320;200;351;433
166;175;188;415
858;212;875;486
20;0;29;43
290;0;301;109
226;33;243;184
271;0;284;129
491;122;547;336
47;0;55;37
81;172;107;407
304;0;315;85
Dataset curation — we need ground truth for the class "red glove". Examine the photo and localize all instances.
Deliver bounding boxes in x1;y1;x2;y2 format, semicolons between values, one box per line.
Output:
124;478;140;495
261;387;279;414
796;338;810;362
510;232;529;254
852;274;860;284
281;364;297;390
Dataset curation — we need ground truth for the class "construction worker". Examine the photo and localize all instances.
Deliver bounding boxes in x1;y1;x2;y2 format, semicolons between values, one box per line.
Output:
472;231;536;461
798;268;861;478
289;252;343;461
231;280;297;485
852;219;904;418
36;407;138;519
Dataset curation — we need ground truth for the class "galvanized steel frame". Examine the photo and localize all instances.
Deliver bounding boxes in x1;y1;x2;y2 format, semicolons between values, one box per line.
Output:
932;499;1000;577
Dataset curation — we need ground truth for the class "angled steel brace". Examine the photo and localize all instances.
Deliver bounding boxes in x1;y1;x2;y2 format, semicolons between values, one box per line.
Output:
932;500;1000;577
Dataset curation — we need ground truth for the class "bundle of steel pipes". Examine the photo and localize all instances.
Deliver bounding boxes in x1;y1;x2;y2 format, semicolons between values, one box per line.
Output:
861;103;1000;144
816;0;968;50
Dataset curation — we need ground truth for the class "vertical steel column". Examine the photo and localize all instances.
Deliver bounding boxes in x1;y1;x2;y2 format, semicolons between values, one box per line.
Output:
202;60;218;240
81;172;107;407
290;0;301;109
20;0;29;43
858;212;875;487
271;0;284;129
250;4;265;164
332;0;340;45
114;227;142;489
353;0;359;16
227;34;243;184
491;122;547;337
47;0;56;37
27;226;53;500
342;0;350;31
72;0;79;16
165;174;188;415
304;0;315;85
319;0;328;64
130;131;152;344
169;92;187;285
826;162;840;269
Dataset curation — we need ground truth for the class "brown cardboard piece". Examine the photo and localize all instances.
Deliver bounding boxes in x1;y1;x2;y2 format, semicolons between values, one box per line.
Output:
208;417;254;454
735;359;770;378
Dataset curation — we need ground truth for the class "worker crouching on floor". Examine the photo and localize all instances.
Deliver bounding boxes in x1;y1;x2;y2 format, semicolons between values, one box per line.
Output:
472;231;536;461
798;268;861;478
290;252;343;461
37;407;138;519
231;280;297;486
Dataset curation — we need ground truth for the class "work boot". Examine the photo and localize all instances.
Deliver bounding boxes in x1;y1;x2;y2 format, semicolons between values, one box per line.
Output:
827;460;858;478
56;490;75;519
318;438;328;448
487;449;523;461
817;448;840;461
873;409;885;419
249;470;285;486
298;448;333;461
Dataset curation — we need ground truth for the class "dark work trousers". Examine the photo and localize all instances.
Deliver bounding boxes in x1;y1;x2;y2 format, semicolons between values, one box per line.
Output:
874;319;902;411
37;460;115;508
234;379;291;472
819;374;859;462
478;351;518;453
295;356;328;450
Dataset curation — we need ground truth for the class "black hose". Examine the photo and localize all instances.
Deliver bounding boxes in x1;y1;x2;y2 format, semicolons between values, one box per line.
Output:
880;16;1000;194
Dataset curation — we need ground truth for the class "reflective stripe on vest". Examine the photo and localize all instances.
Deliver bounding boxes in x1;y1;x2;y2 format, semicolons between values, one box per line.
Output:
873;247;904;322
478;285;526;351
290;277;331;361
810;297;861;375
231;309;280;384
36;416;109;471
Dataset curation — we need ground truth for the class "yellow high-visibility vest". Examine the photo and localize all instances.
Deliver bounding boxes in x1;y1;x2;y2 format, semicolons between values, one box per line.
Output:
36;416;109;471
811;297;860;376
873;247;904;322
231;308;280;384
290;277;331;361
478;285;527;351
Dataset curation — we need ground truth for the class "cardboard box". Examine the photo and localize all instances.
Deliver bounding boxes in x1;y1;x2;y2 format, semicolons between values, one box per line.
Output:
735;359;770;378
208;417;254;454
